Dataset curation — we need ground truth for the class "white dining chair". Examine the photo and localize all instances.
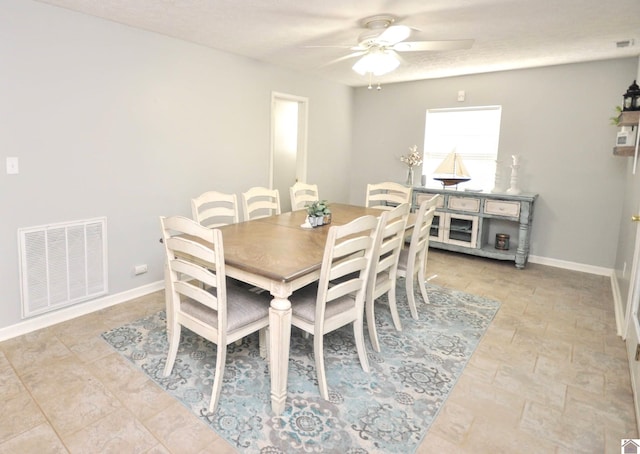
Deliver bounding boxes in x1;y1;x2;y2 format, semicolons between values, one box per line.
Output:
290;214;380;399
397;196;438;319
160;215;270;412
365;202;410;352
241;186;281;220
365;181;412;210
191;190;239;228
290;182;319;211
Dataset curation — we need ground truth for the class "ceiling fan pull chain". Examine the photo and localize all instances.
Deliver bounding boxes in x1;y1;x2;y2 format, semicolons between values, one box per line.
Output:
366;73;383;91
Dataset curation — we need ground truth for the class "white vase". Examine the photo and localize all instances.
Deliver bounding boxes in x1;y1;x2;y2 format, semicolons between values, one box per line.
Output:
406;167;414;186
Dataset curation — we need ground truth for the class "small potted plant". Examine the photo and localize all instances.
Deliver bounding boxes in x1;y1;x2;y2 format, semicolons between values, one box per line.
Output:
306;200;331;227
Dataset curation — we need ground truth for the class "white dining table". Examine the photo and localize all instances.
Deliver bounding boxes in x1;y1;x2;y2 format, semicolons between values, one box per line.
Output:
217;203;390;415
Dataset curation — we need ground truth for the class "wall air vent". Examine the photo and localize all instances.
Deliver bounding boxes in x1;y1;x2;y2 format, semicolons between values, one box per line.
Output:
18;217;108;318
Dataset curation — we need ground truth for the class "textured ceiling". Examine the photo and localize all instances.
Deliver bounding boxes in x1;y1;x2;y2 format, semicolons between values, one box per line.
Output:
35;0;640;87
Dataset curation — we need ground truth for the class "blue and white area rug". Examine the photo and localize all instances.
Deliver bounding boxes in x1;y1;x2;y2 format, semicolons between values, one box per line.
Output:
102;283;500;453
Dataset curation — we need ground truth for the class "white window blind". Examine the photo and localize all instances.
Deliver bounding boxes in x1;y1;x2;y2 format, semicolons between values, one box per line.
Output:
422;106;502;191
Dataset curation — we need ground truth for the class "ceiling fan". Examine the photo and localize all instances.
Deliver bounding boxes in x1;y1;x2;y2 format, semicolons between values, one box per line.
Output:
319;14;474;80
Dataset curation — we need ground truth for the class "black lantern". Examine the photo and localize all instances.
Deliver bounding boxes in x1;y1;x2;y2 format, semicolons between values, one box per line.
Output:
623;80;640;111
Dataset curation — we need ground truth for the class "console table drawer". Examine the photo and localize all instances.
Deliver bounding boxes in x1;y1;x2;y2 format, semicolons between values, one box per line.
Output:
416;192;444;208
448;196;480;213
484;200;520;218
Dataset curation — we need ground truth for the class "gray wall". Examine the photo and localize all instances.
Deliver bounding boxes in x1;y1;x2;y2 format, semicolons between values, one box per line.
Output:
2;0;638;334
350;59;637;267
0;1;353;330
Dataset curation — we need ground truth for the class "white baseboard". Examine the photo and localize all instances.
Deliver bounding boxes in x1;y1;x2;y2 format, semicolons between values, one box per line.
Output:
0;255;619;342
610;273;625;337
0;280;164;342
528;254;614;277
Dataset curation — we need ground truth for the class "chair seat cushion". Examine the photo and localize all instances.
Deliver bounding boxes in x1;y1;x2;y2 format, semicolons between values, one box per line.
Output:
290;283;356;324
181;285;270;332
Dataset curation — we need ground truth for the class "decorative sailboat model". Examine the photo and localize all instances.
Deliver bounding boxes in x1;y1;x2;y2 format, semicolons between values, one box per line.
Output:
432;151;471;187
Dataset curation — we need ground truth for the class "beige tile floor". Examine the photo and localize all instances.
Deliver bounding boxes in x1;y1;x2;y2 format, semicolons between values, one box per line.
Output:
0;250;636;453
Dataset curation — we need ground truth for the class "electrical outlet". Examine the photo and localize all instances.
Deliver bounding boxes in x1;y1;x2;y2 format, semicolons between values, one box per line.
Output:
134;264;148;275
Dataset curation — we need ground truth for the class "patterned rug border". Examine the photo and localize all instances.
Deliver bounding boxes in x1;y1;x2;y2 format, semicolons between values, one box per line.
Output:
102;283;501;453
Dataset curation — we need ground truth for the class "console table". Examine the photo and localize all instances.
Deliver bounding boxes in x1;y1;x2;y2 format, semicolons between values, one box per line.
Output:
411;188;538;269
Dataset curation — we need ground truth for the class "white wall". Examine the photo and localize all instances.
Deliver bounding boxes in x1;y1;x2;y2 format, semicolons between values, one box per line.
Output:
0;0;353;330
350;59;638;268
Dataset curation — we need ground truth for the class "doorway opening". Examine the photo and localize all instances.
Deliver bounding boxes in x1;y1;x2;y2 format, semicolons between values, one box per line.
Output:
270;92;309;212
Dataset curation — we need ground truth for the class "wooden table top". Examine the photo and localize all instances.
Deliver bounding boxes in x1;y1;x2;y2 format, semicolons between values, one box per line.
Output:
217;203;384;283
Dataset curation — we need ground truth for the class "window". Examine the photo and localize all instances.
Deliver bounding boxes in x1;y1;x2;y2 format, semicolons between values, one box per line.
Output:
422;106;502;191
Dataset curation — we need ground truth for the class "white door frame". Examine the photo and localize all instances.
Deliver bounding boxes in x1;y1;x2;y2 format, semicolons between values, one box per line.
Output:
624;214;640;434
624;221;640;340
269;92;309;189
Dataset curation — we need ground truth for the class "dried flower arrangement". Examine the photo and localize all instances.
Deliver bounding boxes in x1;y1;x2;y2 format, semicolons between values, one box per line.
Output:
400;145;423;168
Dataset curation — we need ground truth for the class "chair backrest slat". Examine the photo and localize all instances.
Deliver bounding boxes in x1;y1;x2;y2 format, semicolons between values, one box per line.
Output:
171;256;220;294
365;182;412;211
242;186;281;220
290;182;319;210
173;278;219;312
191;191;239;228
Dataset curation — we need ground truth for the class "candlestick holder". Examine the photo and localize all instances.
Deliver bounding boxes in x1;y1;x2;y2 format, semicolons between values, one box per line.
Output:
491;159;507;193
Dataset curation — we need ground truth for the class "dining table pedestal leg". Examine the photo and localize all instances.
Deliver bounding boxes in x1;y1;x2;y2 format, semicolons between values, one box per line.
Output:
268;293;292;415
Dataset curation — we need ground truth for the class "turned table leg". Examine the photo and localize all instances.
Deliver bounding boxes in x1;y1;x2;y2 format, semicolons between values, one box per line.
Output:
268;290;292;415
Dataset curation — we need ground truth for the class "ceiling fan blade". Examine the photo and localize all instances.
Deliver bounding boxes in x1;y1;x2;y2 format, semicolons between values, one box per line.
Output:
303;44;368;53
303;44;357;49
320;51;367;67
392;39;474;52
376;25;412;46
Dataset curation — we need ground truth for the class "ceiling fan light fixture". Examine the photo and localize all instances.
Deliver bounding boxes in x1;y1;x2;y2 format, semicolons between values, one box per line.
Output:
352;49;400;76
